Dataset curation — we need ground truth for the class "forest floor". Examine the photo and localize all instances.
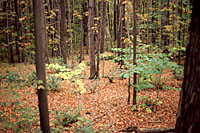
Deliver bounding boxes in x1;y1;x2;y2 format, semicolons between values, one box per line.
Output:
0;56;182;132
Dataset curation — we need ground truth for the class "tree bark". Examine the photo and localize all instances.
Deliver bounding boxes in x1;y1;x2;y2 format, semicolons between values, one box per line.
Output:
88;0;96;79
60;0;67;64
33;0;50;132
175;0;200;132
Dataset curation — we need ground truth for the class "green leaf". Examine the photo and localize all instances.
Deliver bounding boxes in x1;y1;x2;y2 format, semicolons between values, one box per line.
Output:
2;102;6;107
132;105;137;111
11;114;16;118
156;101;162;105
146;108;152;113
13;101;20;106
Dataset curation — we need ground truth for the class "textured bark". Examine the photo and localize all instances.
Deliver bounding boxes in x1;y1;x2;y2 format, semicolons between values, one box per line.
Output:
60;0;67;64
175;0;200;132
33;0;50;132
88;0;96;79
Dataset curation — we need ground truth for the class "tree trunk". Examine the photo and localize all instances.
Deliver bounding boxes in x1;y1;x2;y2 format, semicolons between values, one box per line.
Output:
67;0;74;68
79;0;84;63
60;0;67;64
132;0;137;105
175;0;200;132
6;0;14;64
14;0;21;63
126;0;131;105
88;0;96;79
100;0;106;53
178;0;182;65
82;2;88;54
33;0;50;132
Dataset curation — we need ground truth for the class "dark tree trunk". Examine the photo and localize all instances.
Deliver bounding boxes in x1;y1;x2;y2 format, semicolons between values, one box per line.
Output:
6;0;14;64
60;0;67;64
175;0;200;132
79;0;84;63
94;0;100;79
83;1;88;54
19;0;25;63
5;1;14;63
88;0;96;79
132;0;137;105
14;0;21;63
33;0;50;132
114;0;116;41
100;0;106;53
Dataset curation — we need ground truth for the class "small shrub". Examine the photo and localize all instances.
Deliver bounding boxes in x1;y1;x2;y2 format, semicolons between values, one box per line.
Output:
52;106;82;127
172;65;184;80
86;79;100;93
47;75;61;91
100;52;114;60
132;96;162;113
49;57;66;66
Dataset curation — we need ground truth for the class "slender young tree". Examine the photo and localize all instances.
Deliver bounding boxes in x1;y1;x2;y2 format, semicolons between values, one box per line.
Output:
79;0;84;63
147;0;150;53
14;0;20;63
175;0;200;132
33;0;50;132
100;0;106;53
132;0;137;105
126;0;131;105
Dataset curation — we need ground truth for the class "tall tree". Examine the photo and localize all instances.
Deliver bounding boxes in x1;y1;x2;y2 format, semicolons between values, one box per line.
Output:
175;0;200;132
100;0;106;53
88;0;96;79
33;0;50;132
60;0;67;64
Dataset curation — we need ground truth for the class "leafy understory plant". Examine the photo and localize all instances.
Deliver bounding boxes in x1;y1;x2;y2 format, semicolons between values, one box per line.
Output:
105;67;118;83
46;75;61;91
46;62;86;94
172;65;184;80
86;79;100;93
132;96;162;113
100;52;115;60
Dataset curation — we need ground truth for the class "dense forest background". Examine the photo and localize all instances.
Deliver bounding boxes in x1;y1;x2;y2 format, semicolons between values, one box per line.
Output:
1;0;199;132
0;0;190;64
